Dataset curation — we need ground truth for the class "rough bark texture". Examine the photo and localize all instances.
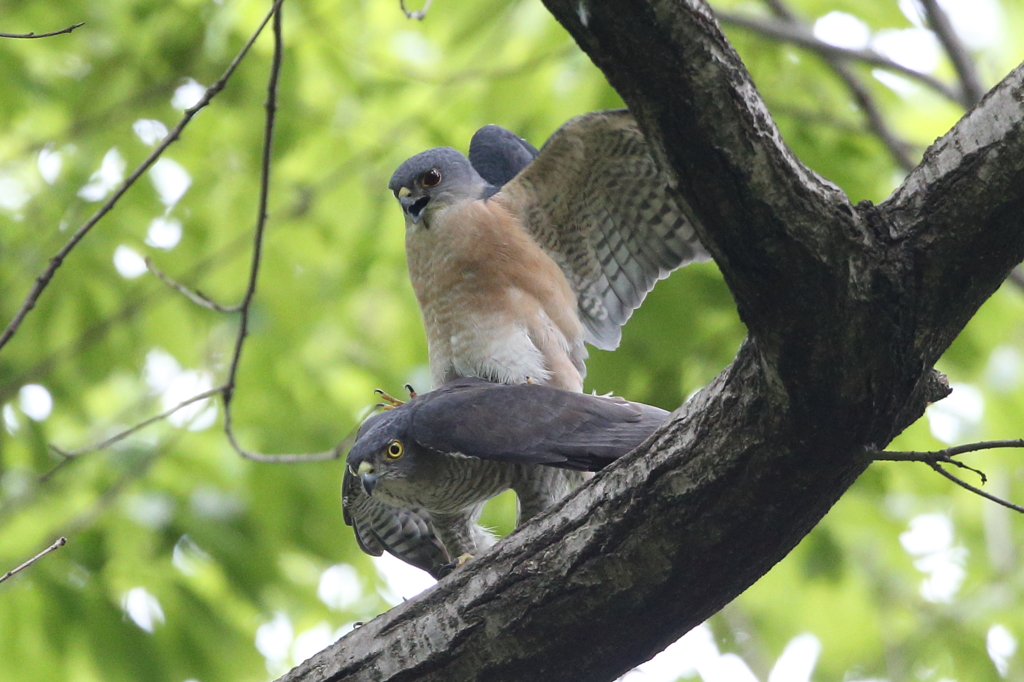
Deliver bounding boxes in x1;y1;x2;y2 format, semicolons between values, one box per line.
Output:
280;1;1024;680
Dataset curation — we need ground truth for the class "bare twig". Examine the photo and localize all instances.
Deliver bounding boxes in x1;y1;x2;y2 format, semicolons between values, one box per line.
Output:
871;439;1024;513
750;0;917;171
929;463;1024;514
872;439;1024;463
918;0;985;106
716;10;966;106
145;257;241;313
41;386;225;482
400;0;434;20
217;2;344;464
0;22;83;39
0;0;284;355
0;538;66;585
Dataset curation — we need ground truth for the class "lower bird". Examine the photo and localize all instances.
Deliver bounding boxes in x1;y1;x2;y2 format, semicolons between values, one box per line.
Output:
344;378;668;571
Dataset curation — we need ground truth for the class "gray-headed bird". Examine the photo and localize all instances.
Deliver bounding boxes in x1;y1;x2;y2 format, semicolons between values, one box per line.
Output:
388;109;709;393
345;378;668;568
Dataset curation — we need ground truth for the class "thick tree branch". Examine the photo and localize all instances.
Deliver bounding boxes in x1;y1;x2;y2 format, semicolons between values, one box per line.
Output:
884;65;1024;357
281;3;1024;680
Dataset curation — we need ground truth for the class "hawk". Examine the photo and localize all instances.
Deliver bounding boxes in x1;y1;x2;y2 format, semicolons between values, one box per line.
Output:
346;378;668;566
389;109;709;392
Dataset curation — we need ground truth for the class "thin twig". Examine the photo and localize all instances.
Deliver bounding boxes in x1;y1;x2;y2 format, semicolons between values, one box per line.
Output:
145;258;241;313
0;22;83;39
0;538;66;585
872;439;1024;462
716;10;965;106
929;463;1024;514
0;0;284;355
752;0;916;171
871;439;1024;513
42;386;225;483
400;0;433;20
918;0;986;106
218;1;343;464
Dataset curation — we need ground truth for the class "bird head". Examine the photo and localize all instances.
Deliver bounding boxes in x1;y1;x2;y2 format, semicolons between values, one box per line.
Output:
388;147;491;228
346;408;432;506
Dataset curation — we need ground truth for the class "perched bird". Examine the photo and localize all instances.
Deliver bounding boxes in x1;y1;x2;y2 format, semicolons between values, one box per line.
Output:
389;109;709;392
346;378;668;563
344;111;702;576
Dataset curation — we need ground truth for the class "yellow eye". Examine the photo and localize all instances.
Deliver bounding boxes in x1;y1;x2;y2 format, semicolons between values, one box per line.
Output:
421;169;441;187
385;440;404;460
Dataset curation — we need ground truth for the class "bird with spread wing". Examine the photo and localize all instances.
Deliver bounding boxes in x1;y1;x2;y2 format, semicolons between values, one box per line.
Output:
343;110;703;575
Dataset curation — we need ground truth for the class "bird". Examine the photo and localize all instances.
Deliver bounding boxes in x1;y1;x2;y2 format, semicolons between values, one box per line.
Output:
346;377;668;564
388;109;709;393
345;111;704;576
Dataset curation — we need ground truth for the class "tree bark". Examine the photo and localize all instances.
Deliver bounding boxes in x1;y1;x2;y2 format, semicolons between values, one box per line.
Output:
279;1;1024;680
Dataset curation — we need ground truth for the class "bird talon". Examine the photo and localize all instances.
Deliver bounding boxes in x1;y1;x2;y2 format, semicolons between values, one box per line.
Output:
438;553;476;573
374;388;406;409
405;383;418;399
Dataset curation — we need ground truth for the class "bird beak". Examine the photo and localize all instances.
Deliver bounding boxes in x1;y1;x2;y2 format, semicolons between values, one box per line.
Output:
357;461;378;496
399;195;429;225
360;473;378;496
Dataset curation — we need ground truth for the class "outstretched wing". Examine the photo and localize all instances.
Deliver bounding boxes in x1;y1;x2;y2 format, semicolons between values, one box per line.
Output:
499;109;709;350
469;124;539;191
409;378;668;470
342;467;451;579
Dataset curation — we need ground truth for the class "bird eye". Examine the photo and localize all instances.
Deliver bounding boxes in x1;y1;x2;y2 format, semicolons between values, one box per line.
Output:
421;169;441;187
385;440;404;460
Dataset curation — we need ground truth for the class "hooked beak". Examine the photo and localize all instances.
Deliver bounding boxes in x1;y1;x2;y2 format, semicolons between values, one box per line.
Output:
357;461;378;496
399;195;430;224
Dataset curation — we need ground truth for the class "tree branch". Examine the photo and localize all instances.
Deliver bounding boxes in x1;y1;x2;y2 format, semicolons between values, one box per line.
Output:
0;537;66;584
216;1;346;464
870;439;1024;513
929;462;1024;514
145;258;241;313
918;0;986;106
41;386;226;483
748;0;917;172
0;0;284;355
0;23;83;39
715;9;966;106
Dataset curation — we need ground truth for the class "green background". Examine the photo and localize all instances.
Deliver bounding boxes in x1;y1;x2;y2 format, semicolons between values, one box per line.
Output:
1;0;1023;680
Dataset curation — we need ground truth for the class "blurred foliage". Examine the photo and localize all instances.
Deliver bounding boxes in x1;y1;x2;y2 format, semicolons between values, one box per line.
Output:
1;0;1023;681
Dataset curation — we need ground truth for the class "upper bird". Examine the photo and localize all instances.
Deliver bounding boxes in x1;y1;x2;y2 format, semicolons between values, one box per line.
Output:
389;110;710;393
